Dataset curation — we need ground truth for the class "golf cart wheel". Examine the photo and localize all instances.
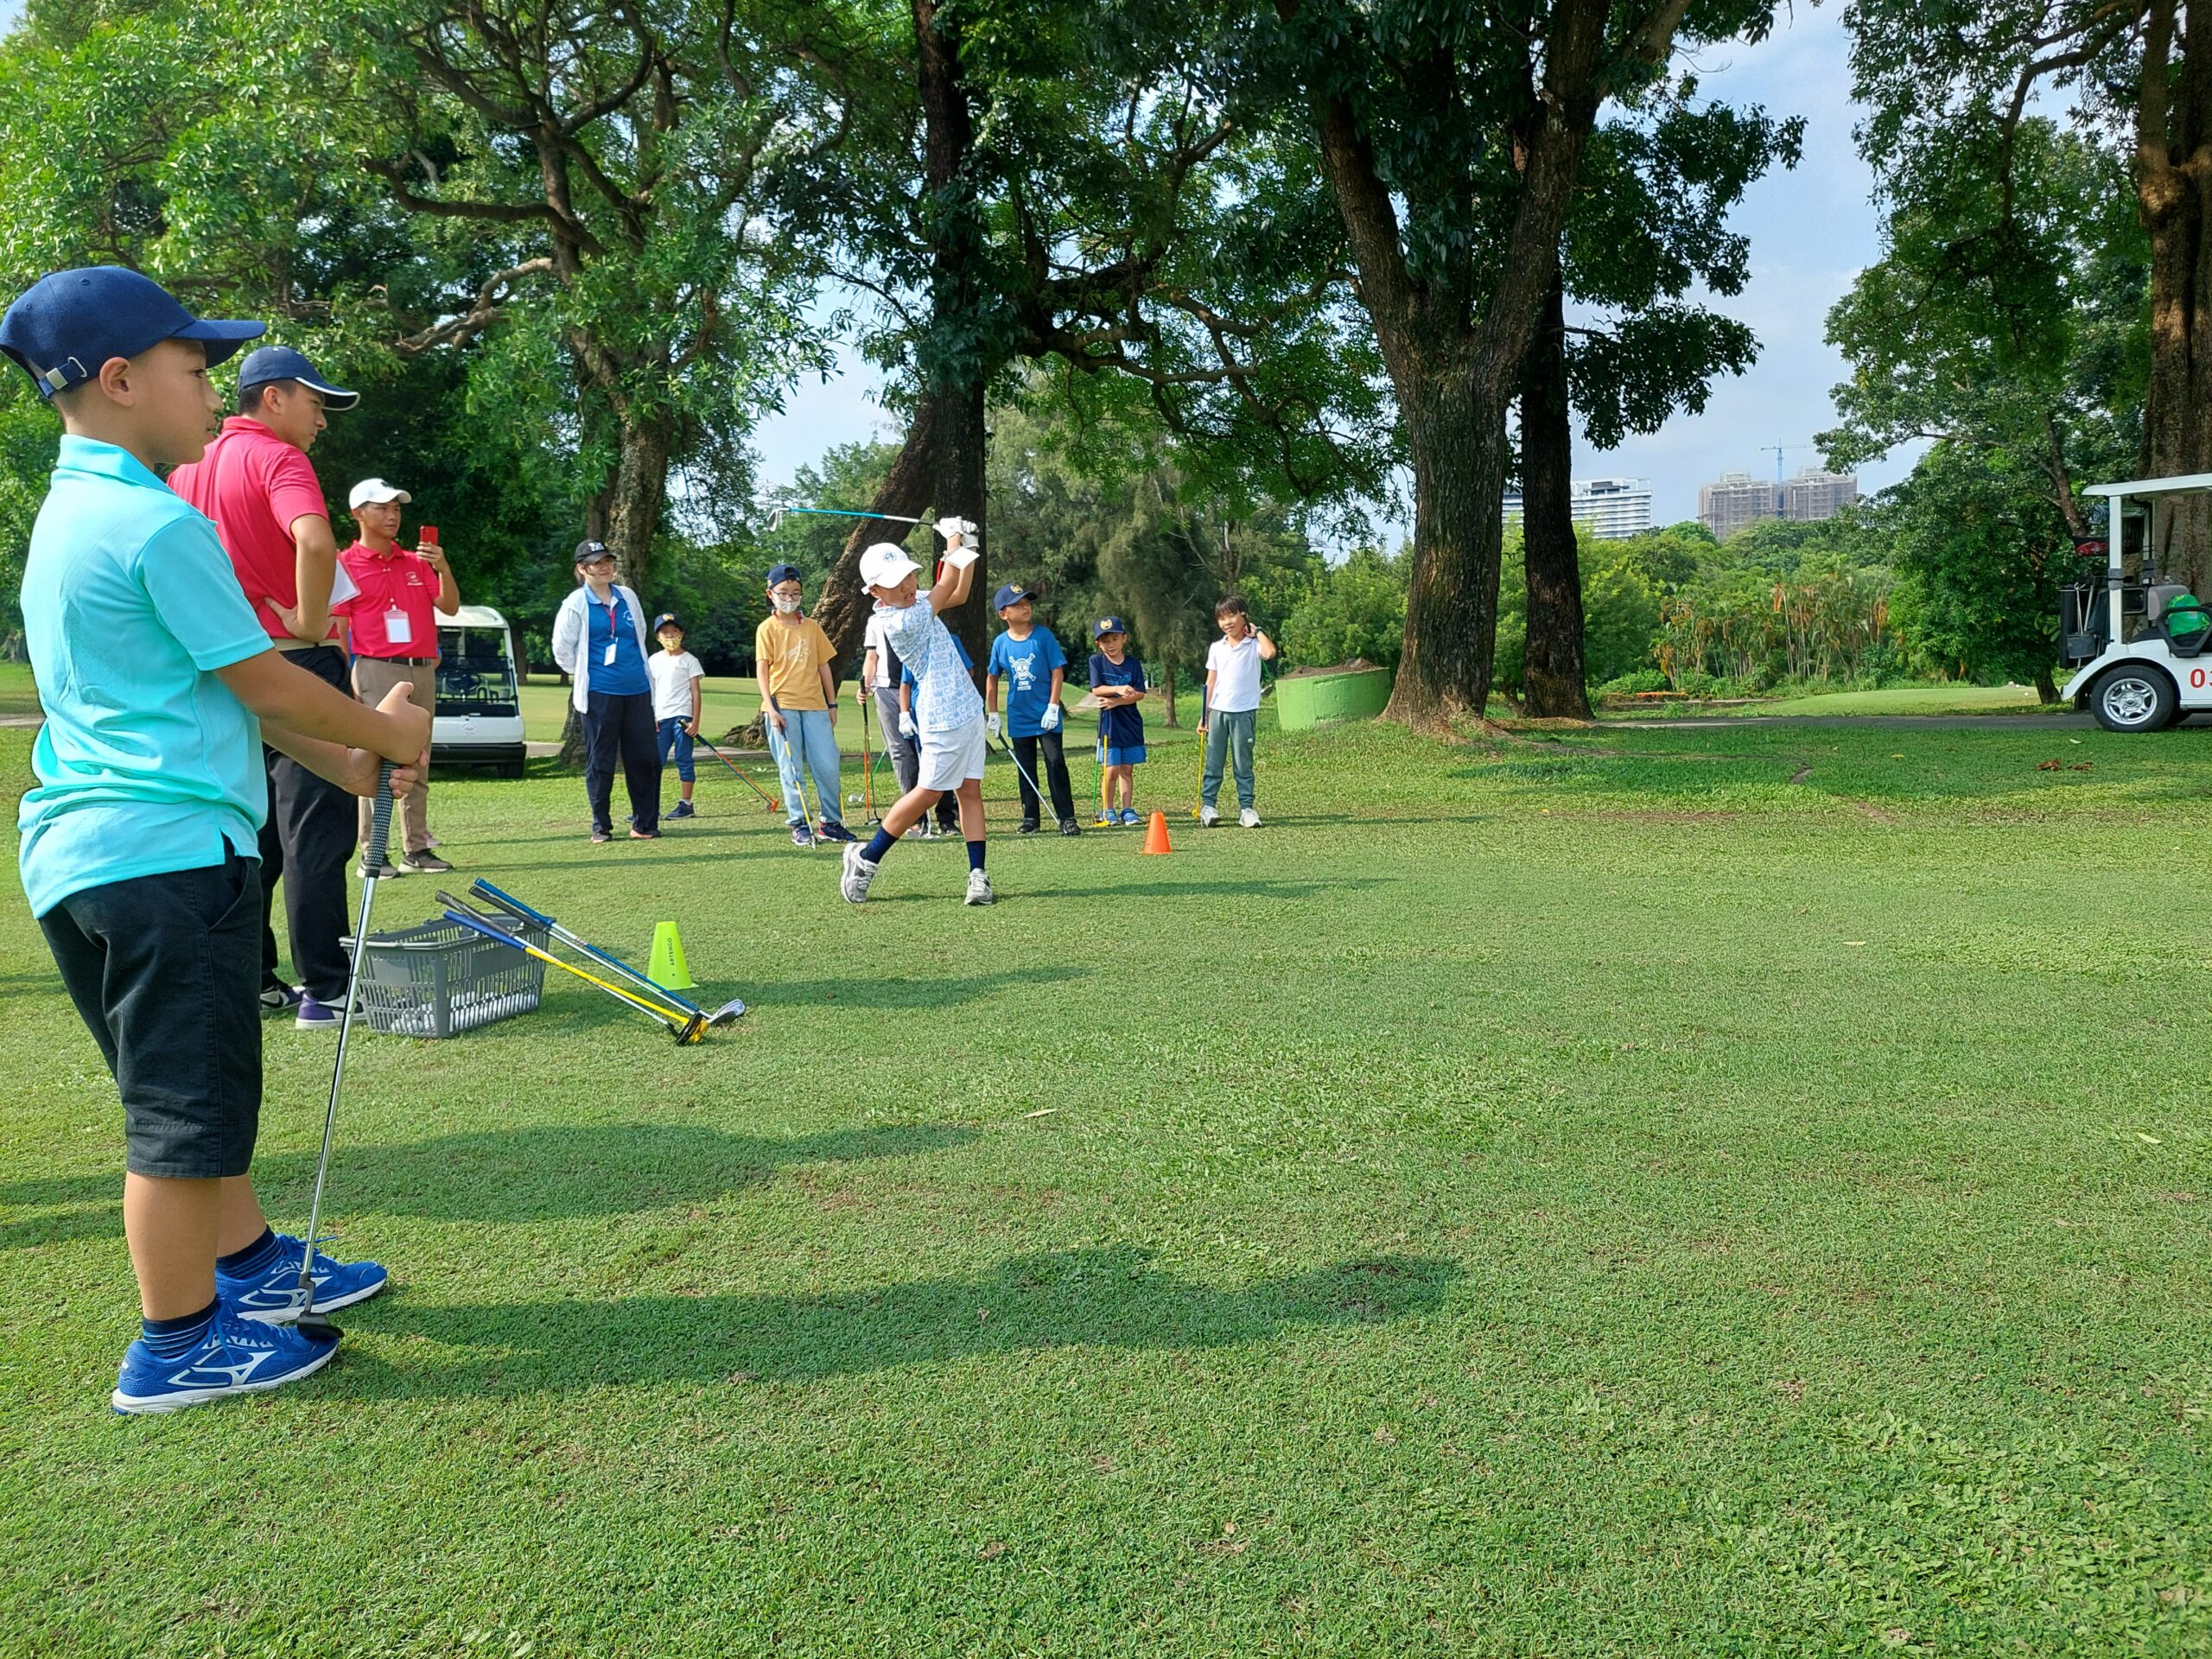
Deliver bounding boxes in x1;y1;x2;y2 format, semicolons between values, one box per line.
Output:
2090;665;2177;733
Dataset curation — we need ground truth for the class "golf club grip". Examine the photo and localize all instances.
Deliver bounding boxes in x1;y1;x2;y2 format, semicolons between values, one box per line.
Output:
365;766;396;869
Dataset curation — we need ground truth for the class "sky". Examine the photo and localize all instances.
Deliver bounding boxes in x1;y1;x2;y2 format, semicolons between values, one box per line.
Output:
748;3;1919;538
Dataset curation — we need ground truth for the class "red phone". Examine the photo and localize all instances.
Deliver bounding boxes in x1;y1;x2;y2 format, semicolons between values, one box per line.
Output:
418;524;440;547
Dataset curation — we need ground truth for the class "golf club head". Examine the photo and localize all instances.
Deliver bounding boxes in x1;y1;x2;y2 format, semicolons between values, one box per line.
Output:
676;1011;708;1045
766;508;785;531
437;889;514;932
293;1306;342;1344
705;999;746;1027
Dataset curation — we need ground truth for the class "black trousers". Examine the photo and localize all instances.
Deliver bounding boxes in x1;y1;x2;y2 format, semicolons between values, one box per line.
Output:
261;644;358;1002
1013;731;1077;824
583;689;662;834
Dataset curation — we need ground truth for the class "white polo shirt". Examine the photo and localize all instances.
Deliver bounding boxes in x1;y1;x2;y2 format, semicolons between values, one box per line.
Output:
1205;634;1264;714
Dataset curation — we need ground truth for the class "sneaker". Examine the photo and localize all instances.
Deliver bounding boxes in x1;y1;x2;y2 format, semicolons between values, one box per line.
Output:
111;1310;337;1414
590;830;612;844
1120;808;1142;827
817;820;858;844
965;869;996;906
1199;806;1219;828
629;828;660;840
791;823;815;849
295;995;341;1031
1017;820;1041;836
906;822;932;840
361;861;404;880
400;850;453;874
1058;818;1082;837
668;800;696;820
259;980;302;1014
219;1233;390;1324
1241;808;1262;829
840;841;879;903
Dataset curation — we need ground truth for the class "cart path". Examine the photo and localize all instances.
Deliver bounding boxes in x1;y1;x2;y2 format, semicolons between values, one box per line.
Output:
1613;713;2098;731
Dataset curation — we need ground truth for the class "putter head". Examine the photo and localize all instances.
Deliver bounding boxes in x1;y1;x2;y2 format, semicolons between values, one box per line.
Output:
704;998;746;1027
290;1274;341;1344
676;1011;708;1045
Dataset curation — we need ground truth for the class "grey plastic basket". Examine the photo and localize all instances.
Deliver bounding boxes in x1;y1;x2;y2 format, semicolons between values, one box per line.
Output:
344;914;548;1039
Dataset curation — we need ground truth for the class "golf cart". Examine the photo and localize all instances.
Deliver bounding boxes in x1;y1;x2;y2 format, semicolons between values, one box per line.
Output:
432;604;528;775
2061;474;2212;731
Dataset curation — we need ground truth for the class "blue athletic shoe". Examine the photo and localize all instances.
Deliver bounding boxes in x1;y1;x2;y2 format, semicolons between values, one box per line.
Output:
295;995;341;1031
219;1233;390;1325
1119;808;1142;827
112;1310;336;1414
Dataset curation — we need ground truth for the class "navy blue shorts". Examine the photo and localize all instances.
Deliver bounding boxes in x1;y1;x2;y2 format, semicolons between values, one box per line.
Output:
39;853;264;1179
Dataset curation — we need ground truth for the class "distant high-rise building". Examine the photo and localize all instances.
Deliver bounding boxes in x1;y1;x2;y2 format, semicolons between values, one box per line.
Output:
1571;476;1652;540
1698;472;1775;539
1783;467;1859;521
1697;465;1860;538
1501;478;1651;541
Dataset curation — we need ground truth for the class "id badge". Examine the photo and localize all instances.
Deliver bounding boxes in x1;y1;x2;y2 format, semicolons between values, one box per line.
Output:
385;608;412;646
604;643;618;667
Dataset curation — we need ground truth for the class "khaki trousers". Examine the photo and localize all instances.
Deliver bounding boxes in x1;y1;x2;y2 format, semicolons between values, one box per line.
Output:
350;656;435;856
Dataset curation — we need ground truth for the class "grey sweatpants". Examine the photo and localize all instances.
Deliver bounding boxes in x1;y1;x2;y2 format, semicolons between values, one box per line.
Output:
1201;708;1257;810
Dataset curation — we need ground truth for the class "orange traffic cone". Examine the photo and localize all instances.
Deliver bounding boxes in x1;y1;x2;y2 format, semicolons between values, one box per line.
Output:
1141;810;1173;855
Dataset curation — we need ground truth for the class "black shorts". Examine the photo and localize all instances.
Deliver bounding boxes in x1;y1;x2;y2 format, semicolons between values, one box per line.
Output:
39;853;264;1179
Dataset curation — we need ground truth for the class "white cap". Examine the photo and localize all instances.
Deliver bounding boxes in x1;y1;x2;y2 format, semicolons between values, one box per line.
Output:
858;541;919;589
348;477;411;510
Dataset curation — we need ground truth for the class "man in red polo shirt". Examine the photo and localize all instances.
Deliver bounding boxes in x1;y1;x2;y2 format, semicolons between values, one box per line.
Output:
168;346;360;1029
335;477;459;874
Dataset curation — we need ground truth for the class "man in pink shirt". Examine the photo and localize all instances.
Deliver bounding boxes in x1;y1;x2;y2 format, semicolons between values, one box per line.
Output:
334;477;459;874
168;346;361;1029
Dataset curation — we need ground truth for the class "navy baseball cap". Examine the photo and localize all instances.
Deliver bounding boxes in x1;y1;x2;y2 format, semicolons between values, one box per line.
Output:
0;267;263;400
993;583;1034;611
574;538;613;564
1094;615;1128;639
236;345;359;410
652;613;683;632
765;563;803;588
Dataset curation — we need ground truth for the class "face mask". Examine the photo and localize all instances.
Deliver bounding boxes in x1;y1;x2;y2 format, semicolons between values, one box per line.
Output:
773;595;802;615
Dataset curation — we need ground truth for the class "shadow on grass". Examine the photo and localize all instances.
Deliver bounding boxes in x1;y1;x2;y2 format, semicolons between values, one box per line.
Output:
353;1249;1463;1396
1019;876;1390;901
0;1121;974;1242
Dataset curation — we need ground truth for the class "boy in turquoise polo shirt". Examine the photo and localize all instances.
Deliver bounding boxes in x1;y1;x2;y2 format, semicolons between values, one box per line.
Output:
2;268;431;1412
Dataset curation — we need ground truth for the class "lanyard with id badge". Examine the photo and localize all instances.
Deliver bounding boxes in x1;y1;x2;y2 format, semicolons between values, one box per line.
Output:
603;596;623;666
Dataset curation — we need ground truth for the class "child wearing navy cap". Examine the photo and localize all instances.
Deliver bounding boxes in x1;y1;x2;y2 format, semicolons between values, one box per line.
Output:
985;584;1079;835
648;613;704;819
1089;617;1147;826
1;268;430;1412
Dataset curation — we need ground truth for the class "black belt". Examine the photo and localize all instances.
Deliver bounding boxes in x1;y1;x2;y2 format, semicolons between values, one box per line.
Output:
364;655;434;667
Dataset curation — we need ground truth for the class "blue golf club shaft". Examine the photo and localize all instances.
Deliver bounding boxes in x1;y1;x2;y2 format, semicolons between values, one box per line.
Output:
468;879;703;1017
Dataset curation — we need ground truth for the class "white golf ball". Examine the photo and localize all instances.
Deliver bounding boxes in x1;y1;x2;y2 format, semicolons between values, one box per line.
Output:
848;793;861;805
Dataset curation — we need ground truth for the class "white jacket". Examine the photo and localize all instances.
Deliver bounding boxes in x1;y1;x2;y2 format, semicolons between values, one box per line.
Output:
550;582;652;712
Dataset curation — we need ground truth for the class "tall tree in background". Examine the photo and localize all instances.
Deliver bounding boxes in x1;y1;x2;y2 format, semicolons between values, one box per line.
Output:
1518;89;1800;717
1844;0;2205;579
1824;118;2146;694
1258;0;1777;730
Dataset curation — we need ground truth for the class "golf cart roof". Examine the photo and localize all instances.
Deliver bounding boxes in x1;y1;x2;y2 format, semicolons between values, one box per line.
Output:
443;605;509;630
2083;474;2212;500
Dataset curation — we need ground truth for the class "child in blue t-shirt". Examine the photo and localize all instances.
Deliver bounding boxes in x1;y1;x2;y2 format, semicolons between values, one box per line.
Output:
2;267;430;1413
985;584;1079;835
1088;616;1147;827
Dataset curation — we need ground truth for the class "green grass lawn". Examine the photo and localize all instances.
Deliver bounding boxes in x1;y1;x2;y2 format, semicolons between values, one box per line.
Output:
6;716;2212;1656
0;661;37;721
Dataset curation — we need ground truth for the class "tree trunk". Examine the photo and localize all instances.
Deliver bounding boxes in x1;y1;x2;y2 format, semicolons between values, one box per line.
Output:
599;412;675;596
1518;275;1592;719
1161;660;1178;728
913;0;991;680
2137;0;2212;594
556;702;585;768
2034;663;2059;704
1389;365;1517;729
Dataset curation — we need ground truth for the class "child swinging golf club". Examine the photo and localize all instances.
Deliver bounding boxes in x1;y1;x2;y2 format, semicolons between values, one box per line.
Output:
841;523;991;905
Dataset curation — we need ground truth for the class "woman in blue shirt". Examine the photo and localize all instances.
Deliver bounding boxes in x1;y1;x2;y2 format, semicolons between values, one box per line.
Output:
550;539;663;841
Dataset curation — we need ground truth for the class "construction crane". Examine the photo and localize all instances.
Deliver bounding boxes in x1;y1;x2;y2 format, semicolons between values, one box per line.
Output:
1761;443;1812;486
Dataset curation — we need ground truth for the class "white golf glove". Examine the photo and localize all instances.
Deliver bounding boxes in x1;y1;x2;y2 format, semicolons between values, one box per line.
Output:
934;516;976;542
985;711;1001;738
899;709;917;739
1040;702;1060;732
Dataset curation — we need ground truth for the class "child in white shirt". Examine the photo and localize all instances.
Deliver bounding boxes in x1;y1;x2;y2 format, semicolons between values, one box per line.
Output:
647;613;705;820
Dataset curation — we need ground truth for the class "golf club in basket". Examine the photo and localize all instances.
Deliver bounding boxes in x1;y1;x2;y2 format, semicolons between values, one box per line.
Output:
289;766;395;1343
437;893;708;1043
467;878;744;1027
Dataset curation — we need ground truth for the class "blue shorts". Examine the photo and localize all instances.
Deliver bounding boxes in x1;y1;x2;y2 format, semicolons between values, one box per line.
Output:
1104;743;1147;767
658;717;695;781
